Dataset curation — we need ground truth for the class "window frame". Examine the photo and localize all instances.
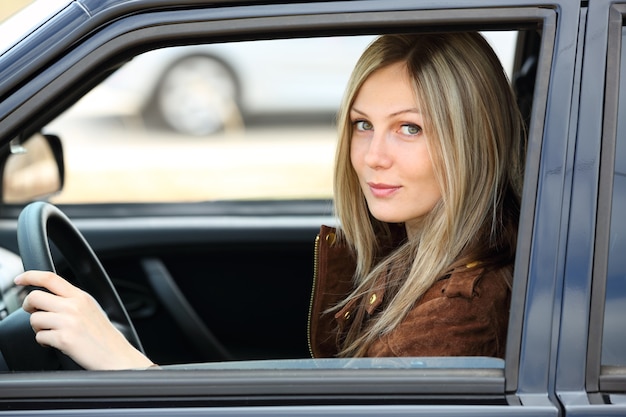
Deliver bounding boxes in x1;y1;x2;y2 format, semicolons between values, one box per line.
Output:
591;1;626;395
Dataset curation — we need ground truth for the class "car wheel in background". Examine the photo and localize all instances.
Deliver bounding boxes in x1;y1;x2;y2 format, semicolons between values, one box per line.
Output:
153;55;240;136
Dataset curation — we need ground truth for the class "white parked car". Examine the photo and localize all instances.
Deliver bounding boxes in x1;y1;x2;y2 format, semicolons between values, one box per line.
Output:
66;36;376;135
63;33;514;136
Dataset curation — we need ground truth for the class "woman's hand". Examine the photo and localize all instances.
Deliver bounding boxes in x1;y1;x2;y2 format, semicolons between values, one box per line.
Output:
14;270;154;370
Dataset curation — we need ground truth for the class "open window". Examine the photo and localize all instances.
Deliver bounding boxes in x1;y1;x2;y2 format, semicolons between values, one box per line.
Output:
43;31;523;205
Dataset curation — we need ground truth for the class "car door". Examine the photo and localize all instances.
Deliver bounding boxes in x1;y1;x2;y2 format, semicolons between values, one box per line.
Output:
0;0;580;415
555;0;626;415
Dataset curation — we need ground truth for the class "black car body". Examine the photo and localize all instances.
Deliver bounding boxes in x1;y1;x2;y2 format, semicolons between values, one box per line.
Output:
0;0;624;416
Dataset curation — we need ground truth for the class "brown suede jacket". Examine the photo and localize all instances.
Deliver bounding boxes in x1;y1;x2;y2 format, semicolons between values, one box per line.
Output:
308;225;512;359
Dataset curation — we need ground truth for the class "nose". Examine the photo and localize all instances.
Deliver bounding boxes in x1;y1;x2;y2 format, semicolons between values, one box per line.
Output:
363;131;391;169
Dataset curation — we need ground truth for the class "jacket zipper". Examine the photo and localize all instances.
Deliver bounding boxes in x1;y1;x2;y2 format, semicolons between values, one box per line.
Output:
307;233;321;358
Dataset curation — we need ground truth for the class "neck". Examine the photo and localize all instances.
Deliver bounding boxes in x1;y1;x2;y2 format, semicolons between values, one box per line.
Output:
404;219;424;239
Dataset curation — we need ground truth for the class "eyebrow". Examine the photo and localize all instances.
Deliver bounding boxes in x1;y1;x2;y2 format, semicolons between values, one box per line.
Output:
350;107;422;117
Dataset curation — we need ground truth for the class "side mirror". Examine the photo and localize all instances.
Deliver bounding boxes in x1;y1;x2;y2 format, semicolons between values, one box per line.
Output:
0;133;64;203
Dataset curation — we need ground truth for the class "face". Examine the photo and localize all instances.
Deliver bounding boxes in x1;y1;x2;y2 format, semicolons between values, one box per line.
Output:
349;62;442;235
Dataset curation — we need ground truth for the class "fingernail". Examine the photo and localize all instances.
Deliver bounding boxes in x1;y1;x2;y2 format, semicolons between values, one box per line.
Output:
14;274;23;285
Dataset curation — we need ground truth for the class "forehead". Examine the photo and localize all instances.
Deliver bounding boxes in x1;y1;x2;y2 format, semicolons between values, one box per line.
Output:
350;62;421;117
351;62;420;114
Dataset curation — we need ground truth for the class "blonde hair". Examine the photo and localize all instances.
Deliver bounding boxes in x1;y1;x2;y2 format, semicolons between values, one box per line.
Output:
333;33;524;356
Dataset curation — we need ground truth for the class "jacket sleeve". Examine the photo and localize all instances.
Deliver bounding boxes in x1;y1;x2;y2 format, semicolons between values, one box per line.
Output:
366;267;511;358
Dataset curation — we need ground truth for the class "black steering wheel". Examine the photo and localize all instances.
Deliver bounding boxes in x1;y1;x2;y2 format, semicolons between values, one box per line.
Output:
0;201;143;370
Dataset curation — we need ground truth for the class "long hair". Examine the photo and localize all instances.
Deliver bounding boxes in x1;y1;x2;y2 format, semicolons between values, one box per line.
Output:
333;33;525;357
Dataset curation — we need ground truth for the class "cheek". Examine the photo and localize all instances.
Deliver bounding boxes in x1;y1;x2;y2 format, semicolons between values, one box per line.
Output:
406;146;440;191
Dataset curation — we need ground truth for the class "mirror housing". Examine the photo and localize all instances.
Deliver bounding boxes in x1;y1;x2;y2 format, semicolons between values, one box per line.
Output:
0;133;64;203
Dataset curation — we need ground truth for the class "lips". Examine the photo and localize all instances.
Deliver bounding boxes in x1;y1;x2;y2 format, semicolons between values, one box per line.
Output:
367;182;401;198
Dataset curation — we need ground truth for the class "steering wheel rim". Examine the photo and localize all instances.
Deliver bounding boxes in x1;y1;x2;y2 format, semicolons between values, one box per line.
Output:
15;201;143;369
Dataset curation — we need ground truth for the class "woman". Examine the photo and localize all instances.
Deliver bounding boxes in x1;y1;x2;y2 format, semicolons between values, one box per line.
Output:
310;32;523;358
15;32;524;369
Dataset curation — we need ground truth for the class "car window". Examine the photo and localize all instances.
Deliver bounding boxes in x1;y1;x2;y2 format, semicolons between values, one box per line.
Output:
42;32;518;204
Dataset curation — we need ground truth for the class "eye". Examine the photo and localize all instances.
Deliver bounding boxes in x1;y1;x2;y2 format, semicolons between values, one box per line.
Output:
400;124;422;136
353;120;373;131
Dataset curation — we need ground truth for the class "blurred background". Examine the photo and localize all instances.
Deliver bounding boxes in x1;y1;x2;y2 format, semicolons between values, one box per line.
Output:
0;1;33;22
0;3;517;204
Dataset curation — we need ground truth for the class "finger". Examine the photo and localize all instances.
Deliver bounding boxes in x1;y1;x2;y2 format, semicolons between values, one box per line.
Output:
22;289;74;315
29;311;60;349
30;309;80;334
33;328;68;353
14;270;79;298
30;310;62;332
33;329;53;348
30;311;80;353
